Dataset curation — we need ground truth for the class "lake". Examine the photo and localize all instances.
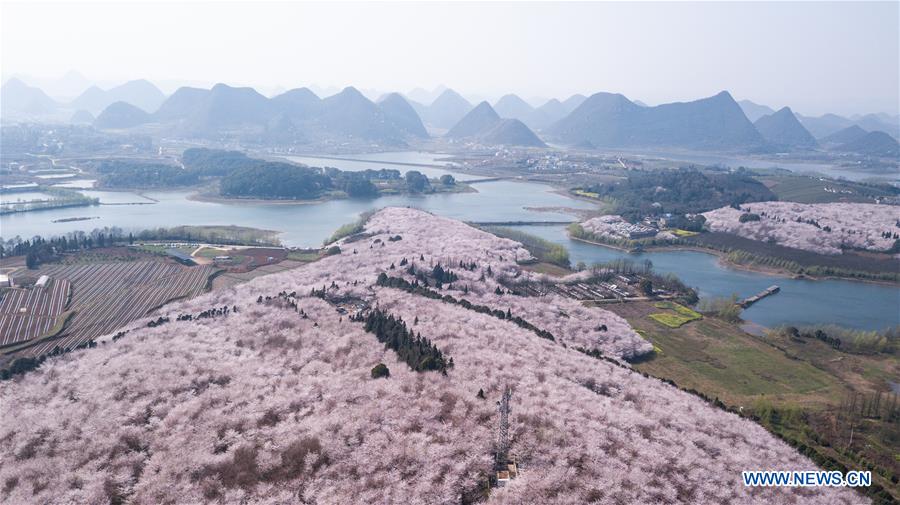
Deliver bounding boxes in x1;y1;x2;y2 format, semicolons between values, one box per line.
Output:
1;151;897;332
506;224;900;331
0;179;593;244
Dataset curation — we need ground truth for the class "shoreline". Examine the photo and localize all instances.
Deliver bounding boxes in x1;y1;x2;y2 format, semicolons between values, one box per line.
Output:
548;188;609;211
0;200;99;216
187;183;478;206
187;191;334;206
567;234;900;287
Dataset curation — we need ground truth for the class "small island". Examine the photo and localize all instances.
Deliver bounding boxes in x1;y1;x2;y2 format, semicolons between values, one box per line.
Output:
51;216;99;223
94;148;473;202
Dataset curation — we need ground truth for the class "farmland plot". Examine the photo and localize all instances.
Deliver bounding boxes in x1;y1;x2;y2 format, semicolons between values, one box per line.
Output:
0;279;70;346
7;261;215;356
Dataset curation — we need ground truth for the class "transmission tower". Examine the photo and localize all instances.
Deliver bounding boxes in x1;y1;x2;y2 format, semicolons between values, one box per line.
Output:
496;385;512;464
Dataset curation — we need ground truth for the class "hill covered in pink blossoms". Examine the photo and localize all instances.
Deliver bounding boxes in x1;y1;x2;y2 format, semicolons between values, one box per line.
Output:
703;202;899;255
0;208;865;504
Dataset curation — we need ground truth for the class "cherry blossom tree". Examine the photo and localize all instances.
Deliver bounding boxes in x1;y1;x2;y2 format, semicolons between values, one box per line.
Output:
703;202;899;255
0;208;865;504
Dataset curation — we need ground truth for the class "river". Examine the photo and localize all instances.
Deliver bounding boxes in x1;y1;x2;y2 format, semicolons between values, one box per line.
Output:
0;177;594;247
506;224;900;331
1;150;897;331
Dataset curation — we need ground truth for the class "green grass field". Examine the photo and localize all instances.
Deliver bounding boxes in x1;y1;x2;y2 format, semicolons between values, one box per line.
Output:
649;301;702;328
608;301;840;405
649;312;696;328
572;189;601;199
654;301;701;317
605;301;899;500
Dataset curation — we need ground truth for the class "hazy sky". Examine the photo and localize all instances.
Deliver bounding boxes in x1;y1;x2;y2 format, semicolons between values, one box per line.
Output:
2;1;898;116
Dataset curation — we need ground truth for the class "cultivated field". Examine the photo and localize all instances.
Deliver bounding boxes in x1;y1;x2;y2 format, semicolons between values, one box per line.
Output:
0;278;70;346
5;260;215;356
648;301;702;328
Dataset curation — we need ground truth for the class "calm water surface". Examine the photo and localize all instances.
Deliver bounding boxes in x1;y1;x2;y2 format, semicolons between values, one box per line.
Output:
507;225;900;331
2;151;897;331
0;180;592;245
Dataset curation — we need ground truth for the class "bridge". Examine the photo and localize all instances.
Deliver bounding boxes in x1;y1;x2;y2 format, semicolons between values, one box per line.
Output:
468;220;574;226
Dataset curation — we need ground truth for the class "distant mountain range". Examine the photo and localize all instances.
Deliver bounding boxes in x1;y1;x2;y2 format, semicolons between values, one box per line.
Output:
407;90;585;133
738;100;776;122
739;99;899;141
805;113;898;140
421;89;473;130
317;87;405;143
9;70;94;101
835;131;899;158
1;78;59;115
753;107;817;150
447;102;500;138
2;76;898;153
404;85;448;106
490;93;589;131
812;124;899;157
145;84;415;145
378;93;428;138
94;101;153;129
168;83;273;133
796;113;856;139
494;94;537;125
446;101;545;147
561;94;587;114
0;77;165;121
269;87;322;119
480;119;546;147
550;90;766;151
851;114;900;139
820;125;868;145
69;80;166;115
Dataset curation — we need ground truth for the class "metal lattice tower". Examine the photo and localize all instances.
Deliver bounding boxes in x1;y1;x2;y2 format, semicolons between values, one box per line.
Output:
496;386;512;463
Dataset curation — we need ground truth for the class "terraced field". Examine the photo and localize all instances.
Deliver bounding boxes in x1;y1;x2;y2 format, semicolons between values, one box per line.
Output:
3;261;216;357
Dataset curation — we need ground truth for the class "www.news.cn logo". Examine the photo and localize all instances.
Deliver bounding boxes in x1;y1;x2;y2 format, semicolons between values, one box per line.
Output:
742;470;871;487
